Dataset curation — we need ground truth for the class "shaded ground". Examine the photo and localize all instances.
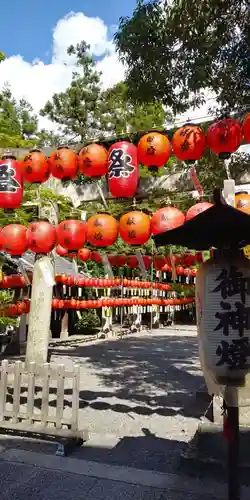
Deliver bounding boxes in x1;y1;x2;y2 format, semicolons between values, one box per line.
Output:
3;329;206;474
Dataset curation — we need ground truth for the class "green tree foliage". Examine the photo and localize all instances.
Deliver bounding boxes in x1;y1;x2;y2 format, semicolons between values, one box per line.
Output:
0;51;6;63
40;42;103;142
17;99;38;139
99;82;168;136
40;42;168;143
115;0;250;113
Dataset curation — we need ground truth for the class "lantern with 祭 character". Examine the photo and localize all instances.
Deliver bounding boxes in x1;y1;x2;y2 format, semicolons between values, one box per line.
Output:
0;153;23;209
49;147;78;180
78;143;108;177
119;211;151;245
172;124;206;162
151;206;185;235
22;150;50;184
137;132;171;168
207;118;242;158
87;213;118;247
108;141;138;197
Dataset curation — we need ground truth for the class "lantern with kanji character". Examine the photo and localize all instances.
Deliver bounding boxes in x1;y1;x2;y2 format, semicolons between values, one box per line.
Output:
0;153;23;209
57;219;86;251
196;253;250;390
207;118;242;158
2;224;27;256
108;142;138;198
243;113;250;144
151;207;185;235
172;124;206;162
137;132;171;168
119;211;151;245
235;192;250;215
186;202;213;221
22;150;50;184
87;213;118;247
49;147;78;180
27;221;56;254
78;143;108;177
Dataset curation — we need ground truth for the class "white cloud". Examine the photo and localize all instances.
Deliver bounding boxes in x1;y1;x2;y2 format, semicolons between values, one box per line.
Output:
0;11;125;131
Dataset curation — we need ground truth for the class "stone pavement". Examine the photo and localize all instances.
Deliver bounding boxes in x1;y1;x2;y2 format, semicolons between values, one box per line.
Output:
1;447;250;500
2;327;249;498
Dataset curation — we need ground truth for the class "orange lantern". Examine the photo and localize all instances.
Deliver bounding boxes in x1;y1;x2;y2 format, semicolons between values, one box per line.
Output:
207;118;242;157
151;206;185;235
49;147;78;179
172;124;206;162
186;202;213;221
78;143;108;177
22;149;50;184
243;113;250;144
119;211;151;245
137;132;171;167
87;213;118;247
235;192;250;214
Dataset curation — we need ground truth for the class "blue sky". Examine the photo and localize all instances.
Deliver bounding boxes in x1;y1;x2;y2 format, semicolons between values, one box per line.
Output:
0;0;137;62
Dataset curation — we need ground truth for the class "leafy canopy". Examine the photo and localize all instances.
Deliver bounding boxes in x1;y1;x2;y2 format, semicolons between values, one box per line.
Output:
40;42;168;142
115;0;250;113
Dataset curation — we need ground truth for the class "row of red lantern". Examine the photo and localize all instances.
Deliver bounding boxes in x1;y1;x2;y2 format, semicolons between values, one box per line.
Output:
0;202;211;255
2;115;249;210
55;271;196;288
0;270;197;290
2;296;195;317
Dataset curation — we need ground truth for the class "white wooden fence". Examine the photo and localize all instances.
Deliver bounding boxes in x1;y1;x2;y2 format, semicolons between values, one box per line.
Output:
0;360;88;454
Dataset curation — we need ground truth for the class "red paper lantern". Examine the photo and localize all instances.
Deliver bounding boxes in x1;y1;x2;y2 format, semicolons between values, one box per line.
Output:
142;255;151;269
117;255;127;267
56;245;68;257
172;124;206;161
153;255;166;270
207;118;242;157
57;219;87;251
27;221;56;254
119;211;151;245
49;147;78;180
0;154;23;209
243;113;250;144
2;224;27;256
108;142;138;197
91;250;102;263
0;229;3;251
78;248;91;261
22;149;50;183
78;143;108;177
108;254;119;266
186;202;213;221
87;213;118;247
137;132;171;167
127;255;138;268
151;207;185;235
